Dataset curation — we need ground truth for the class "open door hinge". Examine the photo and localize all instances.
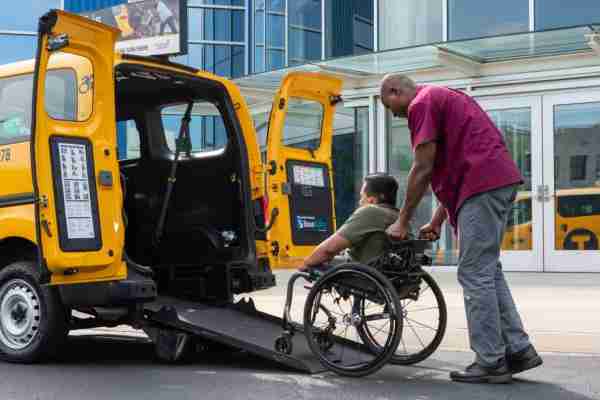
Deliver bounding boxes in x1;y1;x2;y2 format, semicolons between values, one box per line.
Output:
268;160;277;175
278;98;286;110
271;241;280;256
47;33;69;52
329;95;343;106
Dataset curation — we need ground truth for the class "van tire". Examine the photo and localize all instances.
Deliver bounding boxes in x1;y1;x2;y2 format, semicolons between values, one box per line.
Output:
0;261;68;363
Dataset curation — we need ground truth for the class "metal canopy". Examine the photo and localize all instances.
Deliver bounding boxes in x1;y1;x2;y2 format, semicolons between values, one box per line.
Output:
234;24;600;110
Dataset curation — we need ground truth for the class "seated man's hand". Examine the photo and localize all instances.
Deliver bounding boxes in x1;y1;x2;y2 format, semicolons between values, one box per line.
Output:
386;219;411;240
419;222;441;241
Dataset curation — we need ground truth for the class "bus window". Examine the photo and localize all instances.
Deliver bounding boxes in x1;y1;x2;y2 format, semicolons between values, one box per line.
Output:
557;194;600;218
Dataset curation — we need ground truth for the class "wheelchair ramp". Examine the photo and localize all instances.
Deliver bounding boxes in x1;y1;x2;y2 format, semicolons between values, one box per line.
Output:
144;296;369;374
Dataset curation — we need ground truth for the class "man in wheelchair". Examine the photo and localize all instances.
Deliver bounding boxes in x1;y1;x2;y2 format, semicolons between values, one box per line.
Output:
300;173;400;272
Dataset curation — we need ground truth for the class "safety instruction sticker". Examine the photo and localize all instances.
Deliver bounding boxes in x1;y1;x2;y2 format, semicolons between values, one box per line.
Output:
296;215;328;232
58;143;95;240
292;165;325;187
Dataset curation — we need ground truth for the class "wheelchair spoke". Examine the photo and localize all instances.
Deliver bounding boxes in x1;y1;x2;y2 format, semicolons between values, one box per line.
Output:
405;318;426;349
406;306;439;313
405;317;437;332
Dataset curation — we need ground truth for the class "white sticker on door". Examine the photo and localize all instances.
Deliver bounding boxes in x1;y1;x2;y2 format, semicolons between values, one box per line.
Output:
292;165;325;187
58;143;95;240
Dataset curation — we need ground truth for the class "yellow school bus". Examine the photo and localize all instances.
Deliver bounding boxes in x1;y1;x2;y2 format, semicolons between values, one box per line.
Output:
502;187;600;251
0;10;339;362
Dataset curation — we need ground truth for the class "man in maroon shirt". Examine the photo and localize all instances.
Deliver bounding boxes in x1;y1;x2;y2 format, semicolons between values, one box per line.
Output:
380;74;542;384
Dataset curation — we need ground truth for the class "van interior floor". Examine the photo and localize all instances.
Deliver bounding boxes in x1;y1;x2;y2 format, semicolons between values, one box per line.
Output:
144;296;370;374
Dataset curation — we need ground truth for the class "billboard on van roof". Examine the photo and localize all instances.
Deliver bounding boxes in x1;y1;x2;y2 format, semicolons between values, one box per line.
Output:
80;0;188;57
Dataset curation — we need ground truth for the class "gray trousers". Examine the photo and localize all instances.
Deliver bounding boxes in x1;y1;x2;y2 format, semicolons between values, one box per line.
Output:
457;185;531;367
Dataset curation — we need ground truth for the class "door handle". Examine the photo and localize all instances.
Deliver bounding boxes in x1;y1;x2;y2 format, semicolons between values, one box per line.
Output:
536;185;550;202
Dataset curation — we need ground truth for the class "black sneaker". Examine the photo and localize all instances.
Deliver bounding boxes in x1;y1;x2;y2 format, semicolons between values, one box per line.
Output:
507;345;543;374
450;361;513;384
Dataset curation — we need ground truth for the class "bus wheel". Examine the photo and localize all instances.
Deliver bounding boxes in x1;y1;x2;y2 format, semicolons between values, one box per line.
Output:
0;261;68;363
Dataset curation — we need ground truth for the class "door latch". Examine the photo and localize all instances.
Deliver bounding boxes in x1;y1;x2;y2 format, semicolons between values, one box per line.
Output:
41;219;52;237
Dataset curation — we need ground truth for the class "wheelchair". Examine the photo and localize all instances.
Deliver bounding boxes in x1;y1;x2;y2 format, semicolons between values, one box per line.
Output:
274;239;447;377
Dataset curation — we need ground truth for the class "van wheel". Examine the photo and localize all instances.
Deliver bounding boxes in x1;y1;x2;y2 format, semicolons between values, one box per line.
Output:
0;261;68;363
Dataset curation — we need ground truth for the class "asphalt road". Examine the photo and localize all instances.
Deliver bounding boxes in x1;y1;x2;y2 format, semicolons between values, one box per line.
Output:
0;334;598;400
2;270;600;400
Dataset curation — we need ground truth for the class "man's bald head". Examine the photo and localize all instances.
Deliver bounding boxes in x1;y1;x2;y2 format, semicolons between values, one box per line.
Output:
379;74;417;118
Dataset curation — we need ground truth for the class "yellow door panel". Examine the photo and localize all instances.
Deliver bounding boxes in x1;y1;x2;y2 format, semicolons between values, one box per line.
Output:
265;72;342;269
32;10;125;284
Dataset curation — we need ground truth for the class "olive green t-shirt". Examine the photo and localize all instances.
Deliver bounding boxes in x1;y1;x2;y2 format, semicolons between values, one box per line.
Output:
337;204;399;264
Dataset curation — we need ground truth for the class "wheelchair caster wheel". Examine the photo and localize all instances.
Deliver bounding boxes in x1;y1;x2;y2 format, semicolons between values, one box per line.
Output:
275;335;293;355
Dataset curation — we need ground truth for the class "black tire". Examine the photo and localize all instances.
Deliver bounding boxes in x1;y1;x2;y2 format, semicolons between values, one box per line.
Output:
0;261;68;363
303;263;402;377
359;271;447;365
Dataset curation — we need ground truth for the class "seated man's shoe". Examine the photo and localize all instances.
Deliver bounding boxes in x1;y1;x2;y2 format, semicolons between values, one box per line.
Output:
450;361;512;384
507;345;543;374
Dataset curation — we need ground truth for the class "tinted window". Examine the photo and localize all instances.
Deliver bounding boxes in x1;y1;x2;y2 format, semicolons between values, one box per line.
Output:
162;102;228;155
280;98;323;150
120;120;141;161
558;195;600;218
0;70;77;145
448;0;529;40
536;0;600;30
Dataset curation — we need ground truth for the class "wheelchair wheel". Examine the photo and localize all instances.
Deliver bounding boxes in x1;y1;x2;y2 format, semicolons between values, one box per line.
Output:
303;263;402;377
358;270;447;365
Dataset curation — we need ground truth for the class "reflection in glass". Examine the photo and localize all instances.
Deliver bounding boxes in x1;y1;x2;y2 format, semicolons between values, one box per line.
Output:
553;102;600;251
332;106;368;224
162;102;228;154
448;0;529;40
281;98;323;150
487;108;532;251
386;115;435;243
288;0;322;65
378;0;442;51
536;0;600;30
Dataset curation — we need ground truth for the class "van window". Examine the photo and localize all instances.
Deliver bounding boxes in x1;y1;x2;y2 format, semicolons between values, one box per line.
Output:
281;97;323;150
0;70;78;145
161;101;228;155
557;194;600;218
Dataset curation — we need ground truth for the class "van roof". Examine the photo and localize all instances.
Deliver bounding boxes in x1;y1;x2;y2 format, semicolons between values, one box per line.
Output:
0;52;224;85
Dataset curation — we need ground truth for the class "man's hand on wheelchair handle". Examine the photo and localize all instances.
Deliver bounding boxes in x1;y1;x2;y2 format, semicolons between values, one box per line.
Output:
386;219;411;241
418;221;441;241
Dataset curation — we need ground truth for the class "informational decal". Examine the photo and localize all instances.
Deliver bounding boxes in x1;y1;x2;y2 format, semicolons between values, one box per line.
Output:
58;143;95;240
296;215;328;232
292;165;325;187
81;0;188;57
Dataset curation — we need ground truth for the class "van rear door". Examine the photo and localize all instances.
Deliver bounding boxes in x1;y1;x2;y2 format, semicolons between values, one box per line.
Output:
32;10;125;284
265;72;342;268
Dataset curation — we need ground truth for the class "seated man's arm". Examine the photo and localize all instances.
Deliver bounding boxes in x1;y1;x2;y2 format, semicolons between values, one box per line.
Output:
302;232;351;269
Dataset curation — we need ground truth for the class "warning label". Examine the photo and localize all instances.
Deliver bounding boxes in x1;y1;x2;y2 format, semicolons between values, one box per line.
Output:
58;143;95;240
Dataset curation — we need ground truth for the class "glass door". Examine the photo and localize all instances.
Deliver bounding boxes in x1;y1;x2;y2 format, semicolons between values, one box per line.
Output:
542;92;600;272
478;97;544;271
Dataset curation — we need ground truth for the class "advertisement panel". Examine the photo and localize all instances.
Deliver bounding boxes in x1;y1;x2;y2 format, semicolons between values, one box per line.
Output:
81;0;188;57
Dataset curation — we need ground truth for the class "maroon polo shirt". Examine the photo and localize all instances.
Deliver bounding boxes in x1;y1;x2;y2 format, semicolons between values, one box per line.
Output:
407;85;523;228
